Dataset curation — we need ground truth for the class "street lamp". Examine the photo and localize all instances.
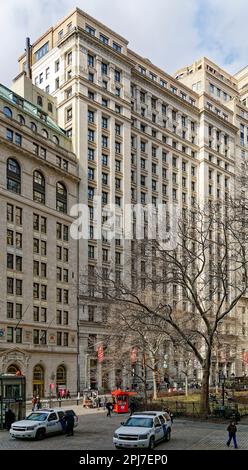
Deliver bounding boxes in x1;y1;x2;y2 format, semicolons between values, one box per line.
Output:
219;371;226;407
231;372;235;399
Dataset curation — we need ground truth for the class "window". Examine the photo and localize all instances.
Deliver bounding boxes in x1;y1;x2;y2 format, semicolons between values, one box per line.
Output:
102;116;108;128
67;108;72;121
100;33;109;45
88;72;94;82
102;154;108;166
101;62;108;75
88;148;95;161
88;54;94;67
35;42;49;62
16;279;22;296
7;158;21;194
85;25;95;36
115;70;121;82
56;182;67;213
33;171;45;204
30;122;37;133
113;42;122;52
67;51;72;65
102;98;108;107
115;160;121;172
4;106;12;118
6;129;13;142
18;114;25;125
7;302;14;319
88;129;94;141
7;327;14;343
88;245;95;259
88;167;95;180
55;77;60;89
102;135;108;148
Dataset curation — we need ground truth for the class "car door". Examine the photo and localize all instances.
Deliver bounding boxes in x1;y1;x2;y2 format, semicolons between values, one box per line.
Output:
46;412;59;434
153;417;164;443
159;415;168;439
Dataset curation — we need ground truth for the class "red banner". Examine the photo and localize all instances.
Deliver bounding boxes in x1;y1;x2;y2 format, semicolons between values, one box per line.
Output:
97;344;104;363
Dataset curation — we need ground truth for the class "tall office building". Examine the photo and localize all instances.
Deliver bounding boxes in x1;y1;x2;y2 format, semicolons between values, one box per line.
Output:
15;8;248;390
0;75;79;398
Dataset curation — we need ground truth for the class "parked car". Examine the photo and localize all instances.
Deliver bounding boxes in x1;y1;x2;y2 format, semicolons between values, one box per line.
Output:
113;411;172;449
10;408;78;440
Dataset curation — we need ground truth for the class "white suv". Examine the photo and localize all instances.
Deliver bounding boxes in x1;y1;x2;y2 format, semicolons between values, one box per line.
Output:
10;408;78;440
113;411;172;449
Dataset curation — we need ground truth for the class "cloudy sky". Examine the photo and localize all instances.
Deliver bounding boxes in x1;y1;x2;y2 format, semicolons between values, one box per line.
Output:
1;0;247;86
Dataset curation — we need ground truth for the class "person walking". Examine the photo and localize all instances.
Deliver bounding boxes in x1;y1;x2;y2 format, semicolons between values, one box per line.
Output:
31;396;37;412
129;401;136;416
5;409;16;430
106;400;113;417
226;420;238;449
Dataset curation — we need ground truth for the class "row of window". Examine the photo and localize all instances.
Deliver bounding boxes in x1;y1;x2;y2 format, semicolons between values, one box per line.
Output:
6;326;69;346
3;106;60;143
7;302;69;326
6;158;68;213
87;89;122;113
85;25;122;52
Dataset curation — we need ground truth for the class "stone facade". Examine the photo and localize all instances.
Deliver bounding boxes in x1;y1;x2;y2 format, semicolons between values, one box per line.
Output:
0;79;79;398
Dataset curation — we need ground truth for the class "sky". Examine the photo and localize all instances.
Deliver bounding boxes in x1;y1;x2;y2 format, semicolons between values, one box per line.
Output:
1;0;248;87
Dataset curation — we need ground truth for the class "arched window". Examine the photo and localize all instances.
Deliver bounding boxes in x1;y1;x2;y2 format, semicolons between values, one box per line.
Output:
56;365;66;388
37;95;43;107
18;114;25;125
56;182;67;213
33;170;45;204
7;364;21;375
30;122;37;133
41;129;48;139
33;365;44;398
53;135;59;145
7;158;21;194
3;106;12;118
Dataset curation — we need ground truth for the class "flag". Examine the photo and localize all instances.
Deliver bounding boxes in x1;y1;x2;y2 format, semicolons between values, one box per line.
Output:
97;344;104;363
242;351;248;364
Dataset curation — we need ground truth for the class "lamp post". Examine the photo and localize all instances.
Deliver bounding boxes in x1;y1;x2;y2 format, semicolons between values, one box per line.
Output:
219;371;225;407
231;372;235;399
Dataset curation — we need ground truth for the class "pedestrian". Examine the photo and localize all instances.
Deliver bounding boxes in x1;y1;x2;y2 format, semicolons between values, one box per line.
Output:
65;411;75;436
31;396;37;412
226;420;238;449
66;390;71;399
36;397;42;410
5;409;16;430
106;400;113;417
59;413;67;433
129;401;136;415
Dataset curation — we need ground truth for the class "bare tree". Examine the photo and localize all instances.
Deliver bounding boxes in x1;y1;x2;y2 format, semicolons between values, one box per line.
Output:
88;201;248;416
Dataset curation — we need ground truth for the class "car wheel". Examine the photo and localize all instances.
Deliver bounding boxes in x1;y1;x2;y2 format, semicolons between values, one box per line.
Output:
165;429;171;442
148;436;155;449
35;429;46;440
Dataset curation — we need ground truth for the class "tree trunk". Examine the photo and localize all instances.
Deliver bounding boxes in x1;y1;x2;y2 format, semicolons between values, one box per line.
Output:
200;349;211;417
185;374;188;397
152;358;157;400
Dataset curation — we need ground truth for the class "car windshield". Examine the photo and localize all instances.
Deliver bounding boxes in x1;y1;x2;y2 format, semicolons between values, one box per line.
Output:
26;413;48;421
124;417;153;428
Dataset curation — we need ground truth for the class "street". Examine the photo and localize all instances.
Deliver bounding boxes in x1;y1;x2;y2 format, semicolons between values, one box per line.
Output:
0;406;248;450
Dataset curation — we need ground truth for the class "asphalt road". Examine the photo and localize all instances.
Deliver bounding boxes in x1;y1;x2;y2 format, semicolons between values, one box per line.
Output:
0;407;248;450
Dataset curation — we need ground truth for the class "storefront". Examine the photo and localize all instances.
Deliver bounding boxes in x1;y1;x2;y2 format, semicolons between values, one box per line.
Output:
0;374;26;430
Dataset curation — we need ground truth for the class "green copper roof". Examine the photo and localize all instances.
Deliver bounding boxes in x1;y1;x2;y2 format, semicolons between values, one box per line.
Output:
0;83;66;136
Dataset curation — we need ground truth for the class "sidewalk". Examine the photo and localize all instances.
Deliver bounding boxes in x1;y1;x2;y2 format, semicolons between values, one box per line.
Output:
26;401;106;417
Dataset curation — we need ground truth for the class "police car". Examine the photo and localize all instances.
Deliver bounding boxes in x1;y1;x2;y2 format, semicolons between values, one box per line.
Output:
10;408;78;440
113;411;172;449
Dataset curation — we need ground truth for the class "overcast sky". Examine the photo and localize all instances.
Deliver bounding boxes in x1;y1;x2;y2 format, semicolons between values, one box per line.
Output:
1;0;248;86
